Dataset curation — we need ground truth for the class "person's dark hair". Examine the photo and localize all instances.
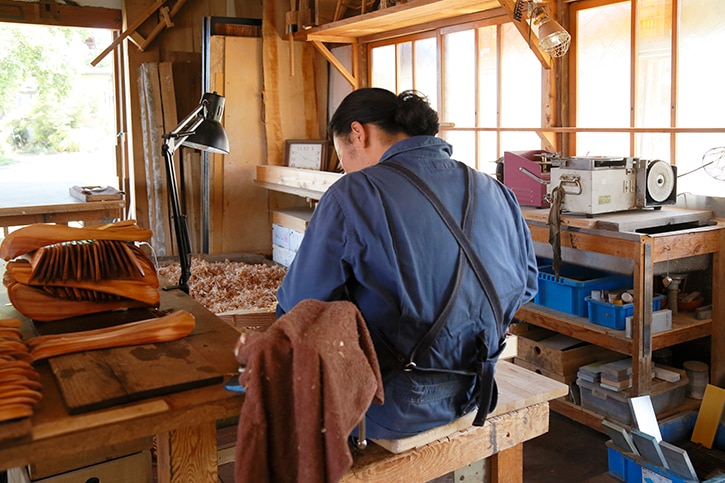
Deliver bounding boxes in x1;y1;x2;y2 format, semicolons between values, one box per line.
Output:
328;88;439;139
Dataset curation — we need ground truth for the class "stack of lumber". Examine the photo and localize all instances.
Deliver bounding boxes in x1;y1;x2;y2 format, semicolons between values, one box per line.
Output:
0;221;160;322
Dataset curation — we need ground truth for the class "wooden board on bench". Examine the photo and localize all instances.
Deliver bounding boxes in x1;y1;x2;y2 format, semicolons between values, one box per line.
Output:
371;360;568;453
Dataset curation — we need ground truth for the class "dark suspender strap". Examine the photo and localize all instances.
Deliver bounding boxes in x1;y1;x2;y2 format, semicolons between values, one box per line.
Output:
381;161;504;425
382;162;505;334
406;166;474;368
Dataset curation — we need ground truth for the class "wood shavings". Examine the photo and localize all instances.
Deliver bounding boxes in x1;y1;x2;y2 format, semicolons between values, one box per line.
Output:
157;258;286;314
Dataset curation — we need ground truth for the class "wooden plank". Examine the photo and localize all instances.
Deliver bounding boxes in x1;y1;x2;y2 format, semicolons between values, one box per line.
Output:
48;339;223;414
0;1;121;29
305;0;499;40
218;36;270;254
272;207;314;232
90;0;167;66
256;165;343;199
372;361;567;453
208;36;225;254
342;401;550;482
157;422;218;483
158;62;178;132
713;225;725;386
691;384;725;449
48;350;128;412
521;206;713;233
490;443;523;482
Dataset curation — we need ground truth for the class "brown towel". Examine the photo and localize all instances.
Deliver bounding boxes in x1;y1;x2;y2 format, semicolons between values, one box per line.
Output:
235;299;384;483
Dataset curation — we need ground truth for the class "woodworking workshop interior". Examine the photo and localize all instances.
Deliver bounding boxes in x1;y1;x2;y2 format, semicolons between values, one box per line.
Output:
1;0;725;482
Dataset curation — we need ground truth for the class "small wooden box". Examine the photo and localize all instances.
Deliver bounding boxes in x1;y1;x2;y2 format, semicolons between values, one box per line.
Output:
516;331;618;376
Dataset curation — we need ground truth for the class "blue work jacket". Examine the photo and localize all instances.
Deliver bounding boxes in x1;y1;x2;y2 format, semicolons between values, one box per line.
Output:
276;136;538;438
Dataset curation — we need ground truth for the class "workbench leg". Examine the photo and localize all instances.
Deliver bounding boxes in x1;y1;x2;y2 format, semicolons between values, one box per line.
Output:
156;422;218;483
490;443;523;483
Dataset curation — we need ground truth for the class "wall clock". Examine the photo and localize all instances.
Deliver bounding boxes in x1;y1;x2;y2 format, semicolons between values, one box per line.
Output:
284;140;329;171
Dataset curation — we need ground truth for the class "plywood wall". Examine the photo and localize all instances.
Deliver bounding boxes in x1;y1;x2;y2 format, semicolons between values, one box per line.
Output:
122;0;327;257
207;35;271;254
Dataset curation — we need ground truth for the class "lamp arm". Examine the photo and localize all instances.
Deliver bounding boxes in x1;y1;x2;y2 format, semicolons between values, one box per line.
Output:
164;101;207;155
162;142;192;293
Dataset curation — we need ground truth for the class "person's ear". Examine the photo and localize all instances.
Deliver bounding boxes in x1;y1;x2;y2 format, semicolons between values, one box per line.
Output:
350;121;367;145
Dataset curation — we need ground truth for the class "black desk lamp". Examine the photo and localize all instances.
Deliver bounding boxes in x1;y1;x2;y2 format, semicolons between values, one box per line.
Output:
161;92;229;293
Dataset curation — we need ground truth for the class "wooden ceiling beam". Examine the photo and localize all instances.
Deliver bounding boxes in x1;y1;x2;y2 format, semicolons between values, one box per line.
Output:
496;0;552;69
0;0;121;29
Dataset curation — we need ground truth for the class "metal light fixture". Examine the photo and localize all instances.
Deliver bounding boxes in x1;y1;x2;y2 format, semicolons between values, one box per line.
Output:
161;91;230;293
531;3;571;58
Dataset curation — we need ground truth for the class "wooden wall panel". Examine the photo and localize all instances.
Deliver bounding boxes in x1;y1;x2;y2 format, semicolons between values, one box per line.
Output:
208;36;271;255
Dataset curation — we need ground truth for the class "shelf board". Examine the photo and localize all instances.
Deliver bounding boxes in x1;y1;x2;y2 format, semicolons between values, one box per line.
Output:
255;165;343;200
551;397;702;433
302;0;500;42
516;303;711;356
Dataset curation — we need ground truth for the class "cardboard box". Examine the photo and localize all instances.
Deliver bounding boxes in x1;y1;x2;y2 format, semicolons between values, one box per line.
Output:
272;244;296;268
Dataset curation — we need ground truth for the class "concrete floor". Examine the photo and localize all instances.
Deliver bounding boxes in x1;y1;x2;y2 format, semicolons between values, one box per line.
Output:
218;412;619;482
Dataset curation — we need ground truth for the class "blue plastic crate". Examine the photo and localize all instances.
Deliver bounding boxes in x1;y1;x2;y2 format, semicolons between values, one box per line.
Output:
586;294;666;330
606;411;725;482
534;264;631;317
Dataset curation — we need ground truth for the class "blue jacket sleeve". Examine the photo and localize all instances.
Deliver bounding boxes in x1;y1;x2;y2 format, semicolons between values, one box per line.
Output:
276;190;353;314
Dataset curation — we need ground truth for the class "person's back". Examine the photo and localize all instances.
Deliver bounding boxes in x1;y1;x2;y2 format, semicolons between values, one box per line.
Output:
275;88;538;439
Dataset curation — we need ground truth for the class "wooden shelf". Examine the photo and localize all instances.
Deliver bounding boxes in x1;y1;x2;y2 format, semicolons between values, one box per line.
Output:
516;207;725;414
255;165;342;200
301;0;500;42
516;304;712;356
550;397;702;434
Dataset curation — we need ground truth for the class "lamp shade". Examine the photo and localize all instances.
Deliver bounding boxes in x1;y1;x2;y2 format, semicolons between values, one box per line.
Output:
182;120;230;154
538;16;571;57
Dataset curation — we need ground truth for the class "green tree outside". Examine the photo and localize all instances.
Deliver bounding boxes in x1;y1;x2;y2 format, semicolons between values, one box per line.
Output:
0;24;114;164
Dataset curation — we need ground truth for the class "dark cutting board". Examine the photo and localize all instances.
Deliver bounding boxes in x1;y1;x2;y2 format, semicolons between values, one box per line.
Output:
47;338;223;414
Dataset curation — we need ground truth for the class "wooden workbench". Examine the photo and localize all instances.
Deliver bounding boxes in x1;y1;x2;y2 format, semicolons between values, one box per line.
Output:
0;277;566;482
0;184;124;230
344;360;568;482
0;283;243;482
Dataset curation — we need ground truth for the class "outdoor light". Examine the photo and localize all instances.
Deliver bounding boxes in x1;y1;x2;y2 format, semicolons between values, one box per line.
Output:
161;91;229;293
531;4;571;58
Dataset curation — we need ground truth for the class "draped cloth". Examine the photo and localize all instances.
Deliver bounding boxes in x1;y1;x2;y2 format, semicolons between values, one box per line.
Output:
235;299;384;483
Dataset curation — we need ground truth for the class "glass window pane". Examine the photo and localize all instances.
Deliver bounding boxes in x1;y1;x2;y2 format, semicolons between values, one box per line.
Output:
678;0;725;128
478;131;499;175
442;29;476;126
677;0;725;187
477;25;498;128
0;25;118;191
676;134;725;197
500;23;541;128
576;2;631;155
441;130;476;168
397;42;413;92
371;45;396;92
414;37;438;111
634;1;672;161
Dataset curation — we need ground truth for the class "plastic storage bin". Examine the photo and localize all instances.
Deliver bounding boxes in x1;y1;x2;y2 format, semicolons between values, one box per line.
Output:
607;411;725;482
534;264;631;317
586;294;666;330
577;367;688;426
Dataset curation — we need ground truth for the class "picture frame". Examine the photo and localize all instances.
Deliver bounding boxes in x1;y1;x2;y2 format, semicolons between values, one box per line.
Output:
284;139;329;171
